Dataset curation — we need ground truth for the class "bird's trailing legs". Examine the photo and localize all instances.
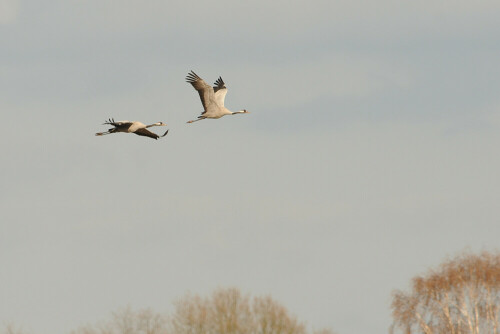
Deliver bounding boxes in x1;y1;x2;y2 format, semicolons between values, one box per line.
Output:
95;128;117;136
95;118;119;135
187;116;207;124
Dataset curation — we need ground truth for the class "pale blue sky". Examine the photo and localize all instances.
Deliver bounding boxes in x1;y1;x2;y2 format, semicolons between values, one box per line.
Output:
1;1;500;334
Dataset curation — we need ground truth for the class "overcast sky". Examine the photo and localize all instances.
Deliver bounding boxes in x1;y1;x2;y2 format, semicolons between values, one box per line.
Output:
1;1;500;333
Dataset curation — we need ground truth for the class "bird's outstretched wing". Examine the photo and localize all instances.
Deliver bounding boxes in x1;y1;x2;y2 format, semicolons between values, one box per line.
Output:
213;76;228;108
103;118;118;125
103;118;132;129
186;71;214;114
134;128;160;140
213;77;226;93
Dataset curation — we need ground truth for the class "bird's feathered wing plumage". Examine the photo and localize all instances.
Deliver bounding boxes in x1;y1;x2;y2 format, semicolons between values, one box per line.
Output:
186;71;216;115
213;76;227;108
134;128;161;139
96;118;168;140
186;70;248;123
103;118;134;130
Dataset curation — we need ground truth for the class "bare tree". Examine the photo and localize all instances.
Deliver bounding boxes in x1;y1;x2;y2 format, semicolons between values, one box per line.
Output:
211;288;253;334
71;306;168;334
252;295;305;334
136;309;168;334
171;288;252;334
171;287;333;334
5;289;334;334
170;293;212;334
390;251;500;334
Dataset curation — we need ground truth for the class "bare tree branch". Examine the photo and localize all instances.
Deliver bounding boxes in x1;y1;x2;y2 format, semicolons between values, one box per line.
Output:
391;251;500;334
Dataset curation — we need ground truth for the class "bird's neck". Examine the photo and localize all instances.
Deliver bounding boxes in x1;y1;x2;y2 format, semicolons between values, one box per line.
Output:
231;110;246;114
146;124;157;128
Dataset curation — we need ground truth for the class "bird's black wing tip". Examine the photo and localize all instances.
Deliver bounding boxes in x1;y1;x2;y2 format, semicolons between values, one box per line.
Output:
214;76;225;88
186;70;201;83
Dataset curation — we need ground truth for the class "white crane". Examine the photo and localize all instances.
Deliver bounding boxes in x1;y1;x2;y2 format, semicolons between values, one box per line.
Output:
95;118;169;140
185;70;249;123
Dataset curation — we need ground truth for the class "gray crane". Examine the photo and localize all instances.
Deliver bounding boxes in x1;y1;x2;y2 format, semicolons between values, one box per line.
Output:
95;118;169;140
186;71;249;123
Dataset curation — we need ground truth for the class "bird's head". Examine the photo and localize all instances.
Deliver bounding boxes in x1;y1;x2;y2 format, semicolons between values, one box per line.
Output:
231;109;250;115
155;122;167;126
235;109;249;114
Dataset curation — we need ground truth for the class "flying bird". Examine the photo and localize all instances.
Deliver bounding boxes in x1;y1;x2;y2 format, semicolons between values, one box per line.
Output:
185;70;249;123
95;118;169;140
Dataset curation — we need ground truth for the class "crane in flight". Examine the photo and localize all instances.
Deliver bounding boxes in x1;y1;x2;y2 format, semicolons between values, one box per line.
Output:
95;118;169;140
185;70;249;123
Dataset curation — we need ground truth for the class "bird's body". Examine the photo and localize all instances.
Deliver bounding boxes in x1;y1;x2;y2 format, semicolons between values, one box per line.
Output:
95;119;168;140
185;71;249;123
